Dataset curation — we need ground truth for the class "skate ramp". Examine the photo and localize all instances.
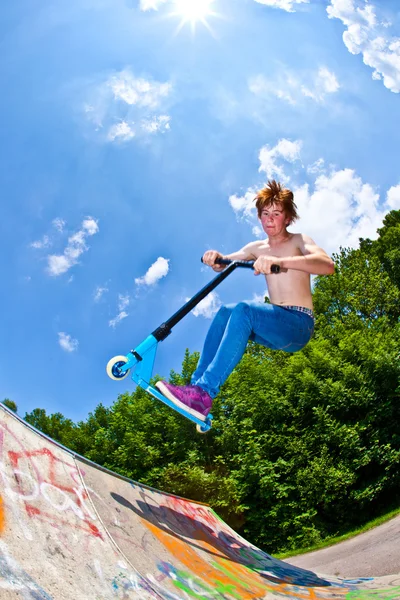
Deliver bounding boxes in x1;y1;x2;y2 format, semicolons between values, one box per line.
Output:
1;403;400;599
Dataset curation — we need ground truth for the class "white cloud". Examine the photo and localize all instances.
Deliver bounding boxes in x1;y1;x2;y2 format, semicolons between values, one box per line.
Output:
31;218;67;250
327;0;400;93
109;312;128;328
84;69;172;143
189;291;222;319
307;158;326;175
301;67;340;101
252;224;263;238
141;115;171;133
31;235;51;249
135;257;170;286
110;73;171;108
250;291;269;304
106;116;170;143
107;121;135;143
30;217;65;250
52;218;66;232
82;217;99;235
229;189;264;238
293;170;385;253
47;217;99;276
118;294;130;311
249;74;297;105
229;189;257;220
249;66;340;105
58;332;79;353
94;285;108;302
386;184;400;209
254;0;309;12
229;140;400;256
109;294;130;328
258;138;302;180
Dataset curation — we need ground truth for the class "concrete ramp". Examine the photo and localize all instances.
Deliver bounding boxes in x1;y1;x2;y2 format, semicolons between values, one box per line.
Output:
1;404;399;599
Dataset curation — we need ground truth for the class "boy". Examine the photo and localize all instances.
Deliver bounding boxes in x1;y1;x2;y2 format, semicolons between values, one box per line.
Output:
156;180;334;422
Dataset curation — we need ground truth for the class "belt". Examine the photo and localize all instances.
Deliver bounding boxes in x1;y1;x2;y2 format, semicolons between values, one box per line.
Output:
283;305;315;319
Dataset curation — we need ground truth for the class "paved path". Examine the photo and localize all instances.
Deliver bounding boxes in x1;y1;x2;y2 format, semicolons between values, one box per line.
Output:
1;402;400;599
287;514;400;578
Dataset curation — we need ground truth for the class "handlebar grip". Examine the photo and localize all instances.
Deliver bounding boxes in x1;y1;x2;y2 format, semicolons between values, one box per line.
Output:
201;257;280;273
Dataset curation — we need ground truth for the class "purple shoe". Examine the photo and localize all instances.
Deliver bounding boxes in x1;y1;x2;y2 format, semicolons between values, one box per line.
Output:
155;381;212;421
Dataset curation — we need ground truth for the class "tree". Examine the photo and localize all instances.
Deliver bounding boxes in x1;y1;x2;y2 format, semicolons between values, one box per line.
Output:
3;399;17;413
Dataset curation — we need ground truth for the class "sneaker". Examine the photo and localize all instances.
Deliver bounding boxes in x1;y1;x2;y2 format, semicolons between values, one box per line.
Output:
155;381;212;421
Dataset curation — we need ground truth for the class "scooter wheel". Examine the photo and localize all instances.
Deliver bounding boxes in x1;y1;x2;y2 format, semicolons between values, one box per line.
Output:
106;355;130;381
196;423;211;434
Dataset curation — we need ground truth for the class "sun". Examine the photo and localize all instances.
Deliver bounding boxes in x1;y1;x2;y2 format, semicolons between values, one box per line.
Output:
170;0;217;33
173;0;214;22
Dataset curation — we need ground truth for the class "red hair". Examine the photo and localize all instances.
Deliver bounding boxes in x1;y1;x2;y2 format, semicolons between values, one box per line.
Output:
255;180;299;225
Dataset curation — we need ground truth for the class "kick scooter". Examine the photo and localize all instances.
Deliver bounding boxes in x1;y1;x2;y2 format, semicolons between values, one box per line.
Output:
106;258;280;433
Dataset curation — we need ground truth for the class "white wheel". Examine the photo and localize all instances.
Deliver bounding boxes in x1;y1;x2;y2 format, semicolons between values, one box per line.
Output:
106;355;130;381
196;423;211;434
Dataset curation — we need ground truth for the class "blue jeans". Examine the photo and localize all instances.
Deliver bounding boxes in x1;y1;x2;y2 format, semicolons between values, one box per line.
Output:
191;302;314;398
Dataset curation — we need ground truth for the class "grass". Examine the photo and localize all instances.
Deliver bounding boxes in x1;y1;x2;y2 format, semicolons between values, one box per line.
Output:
276;506;400;560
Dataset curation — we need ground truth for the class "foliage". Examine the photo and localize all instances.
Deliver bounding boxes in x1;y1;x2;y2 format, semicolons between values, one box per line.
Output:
3;399;17;413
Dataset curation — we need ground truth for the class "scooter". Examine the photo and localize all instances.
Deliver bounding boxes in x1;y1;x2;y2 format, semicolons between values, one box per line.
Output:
106;257;280;433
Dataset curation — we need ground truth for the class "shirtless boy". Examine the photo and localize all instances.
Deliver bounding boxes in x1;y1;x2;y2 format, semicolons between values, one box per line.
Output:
156;180;334;422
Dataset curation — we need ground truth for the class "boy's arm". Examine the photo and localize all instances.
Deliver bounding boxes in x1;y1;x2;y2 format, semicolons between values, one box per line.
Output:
280;234;334;275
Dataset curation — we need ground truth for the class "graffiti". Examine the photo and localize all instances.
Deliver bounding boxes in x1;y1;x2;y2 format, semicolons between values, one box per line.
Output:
0;540;53;599
0;495;4;535
111;569;155;599
133;487;331;589
125;483;340;599
0;420;108;545
158;561;219;599
345;588;400;600
140;514;339;599
0;455;104;542
158;560;350;600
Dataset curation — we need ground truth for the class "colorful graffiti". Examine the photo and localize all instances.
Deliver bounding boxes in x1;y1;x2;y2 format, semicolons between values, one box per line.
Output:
0;539;54;599
346;589;400;600
138;505;344;599
0;495;4;535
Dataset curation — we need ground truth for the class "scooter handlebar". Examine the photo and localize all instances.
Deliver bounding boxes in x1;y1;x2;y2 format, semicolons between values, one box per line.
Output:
215;257;254;268
201;256;280;273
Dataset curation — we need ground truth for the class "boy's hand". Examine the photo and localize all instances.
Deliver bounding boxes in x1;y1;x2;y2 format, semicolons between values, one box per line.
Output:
202;250;226;272
253;255;282;275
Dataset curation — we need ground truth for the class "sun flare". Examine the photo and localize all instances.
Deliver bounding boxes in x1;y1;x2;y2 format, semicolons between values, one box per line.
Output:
171;0;216;32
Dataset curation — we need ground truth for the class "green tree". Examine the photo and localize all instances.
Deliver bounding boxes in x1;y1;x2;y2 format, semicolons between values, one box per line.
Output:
24;408;77;449
3;399;17;413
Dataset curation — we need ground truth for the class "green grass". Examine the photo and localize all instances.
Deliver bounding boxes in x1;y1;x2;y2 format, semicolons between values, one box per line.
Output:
276;507;400;560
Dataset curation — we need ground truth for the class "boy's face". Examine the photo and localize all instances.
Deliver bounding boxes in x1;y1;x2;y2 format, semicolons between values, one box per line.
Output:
259;202;289;236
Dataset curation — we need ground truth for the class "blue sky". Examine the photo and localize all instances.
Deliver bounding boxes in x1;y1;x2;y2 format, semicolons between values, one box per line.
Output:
1;0;400;421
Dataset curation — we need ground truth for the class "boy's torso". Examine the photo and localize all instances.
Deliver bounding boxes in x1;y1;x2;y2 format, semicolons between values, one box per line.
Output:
252;233;314;310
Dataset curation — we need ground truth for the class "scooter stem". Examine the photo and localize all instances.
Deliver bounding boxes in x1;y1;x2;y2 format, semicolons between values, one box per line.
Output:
151;258;255;341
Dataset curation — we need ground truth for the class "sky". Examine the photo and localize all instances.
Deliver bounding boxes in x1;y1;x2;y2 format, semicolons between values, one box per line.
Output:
1;0;400;422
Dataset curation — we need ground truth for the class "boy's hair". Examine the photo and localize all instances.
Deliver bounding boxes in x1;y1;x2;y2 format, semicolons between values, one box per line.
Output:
254;180;299;225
